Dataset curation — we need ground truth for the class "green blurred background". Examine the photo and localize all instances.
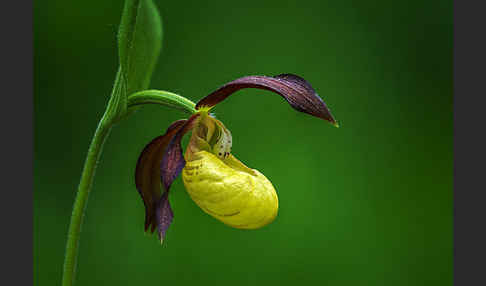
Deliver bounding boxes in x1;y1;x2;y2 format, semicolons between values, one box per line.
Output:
34;0;452;285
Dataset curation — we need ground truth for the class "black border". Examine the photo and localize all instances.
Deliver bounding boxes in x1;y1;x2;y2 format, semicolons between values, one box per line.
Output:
3;1;33;285
454;0;486;285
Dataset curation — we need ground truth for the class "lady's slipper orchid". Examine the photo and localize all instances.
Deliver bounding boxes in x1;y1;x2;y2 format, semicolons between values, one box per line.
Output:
135;74;337;242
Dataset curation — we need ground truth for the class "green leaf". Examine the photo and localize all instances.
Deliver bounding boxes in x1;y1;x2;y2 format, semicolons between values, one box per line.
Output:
103;0;163;124
118;0;163;95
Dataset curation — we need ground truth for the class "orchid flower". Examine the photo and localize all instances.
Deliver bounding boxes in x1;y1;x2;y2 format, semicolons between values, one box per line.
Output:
135;74;337;242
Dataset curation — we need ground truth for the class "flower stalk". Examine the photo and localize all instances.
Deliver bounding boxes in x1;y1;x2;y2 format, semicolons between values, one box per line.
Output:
62;119;112;286
61;87;194;286
61;1;171;284
127;89;197;114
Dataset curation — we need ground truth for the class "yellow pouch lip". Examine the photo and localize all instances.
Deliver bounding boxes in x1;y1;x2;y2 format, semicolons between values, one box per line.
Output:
182;150;278;229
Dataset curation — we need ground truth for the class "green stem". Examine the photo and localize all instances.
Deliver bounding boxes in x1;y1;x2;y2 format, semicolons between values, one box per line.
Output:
61;87;196;286
62;120;112;286
127;89;197;114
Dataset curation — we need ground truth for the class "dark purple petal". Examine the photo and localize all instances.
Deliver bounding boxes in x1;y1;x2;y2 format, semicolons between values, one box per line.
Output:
135;120;186;232
160;114;200;192
155;191;174;243
196;74;337;125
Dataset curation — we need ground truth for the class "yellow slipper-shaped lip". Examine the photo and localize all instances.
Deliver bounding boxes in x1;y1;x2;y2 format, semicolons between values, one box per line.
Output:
183;150;278;229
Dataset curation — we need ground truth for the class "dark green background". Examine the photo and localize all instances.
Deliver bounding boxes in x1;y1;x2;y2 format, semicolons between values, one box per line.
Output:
34;0;453;285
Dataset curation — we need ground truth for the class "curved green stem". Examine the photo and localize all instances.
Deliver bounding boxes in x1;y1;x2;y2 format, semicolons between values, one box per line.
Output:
128;90;197;114
62;120;112;286
62;1;174;284
61;88;195;286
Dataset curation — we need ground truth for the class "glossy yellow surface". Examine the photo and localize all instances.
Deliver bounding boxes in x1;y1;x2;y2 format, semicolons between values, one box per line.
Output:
182;151;278;229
